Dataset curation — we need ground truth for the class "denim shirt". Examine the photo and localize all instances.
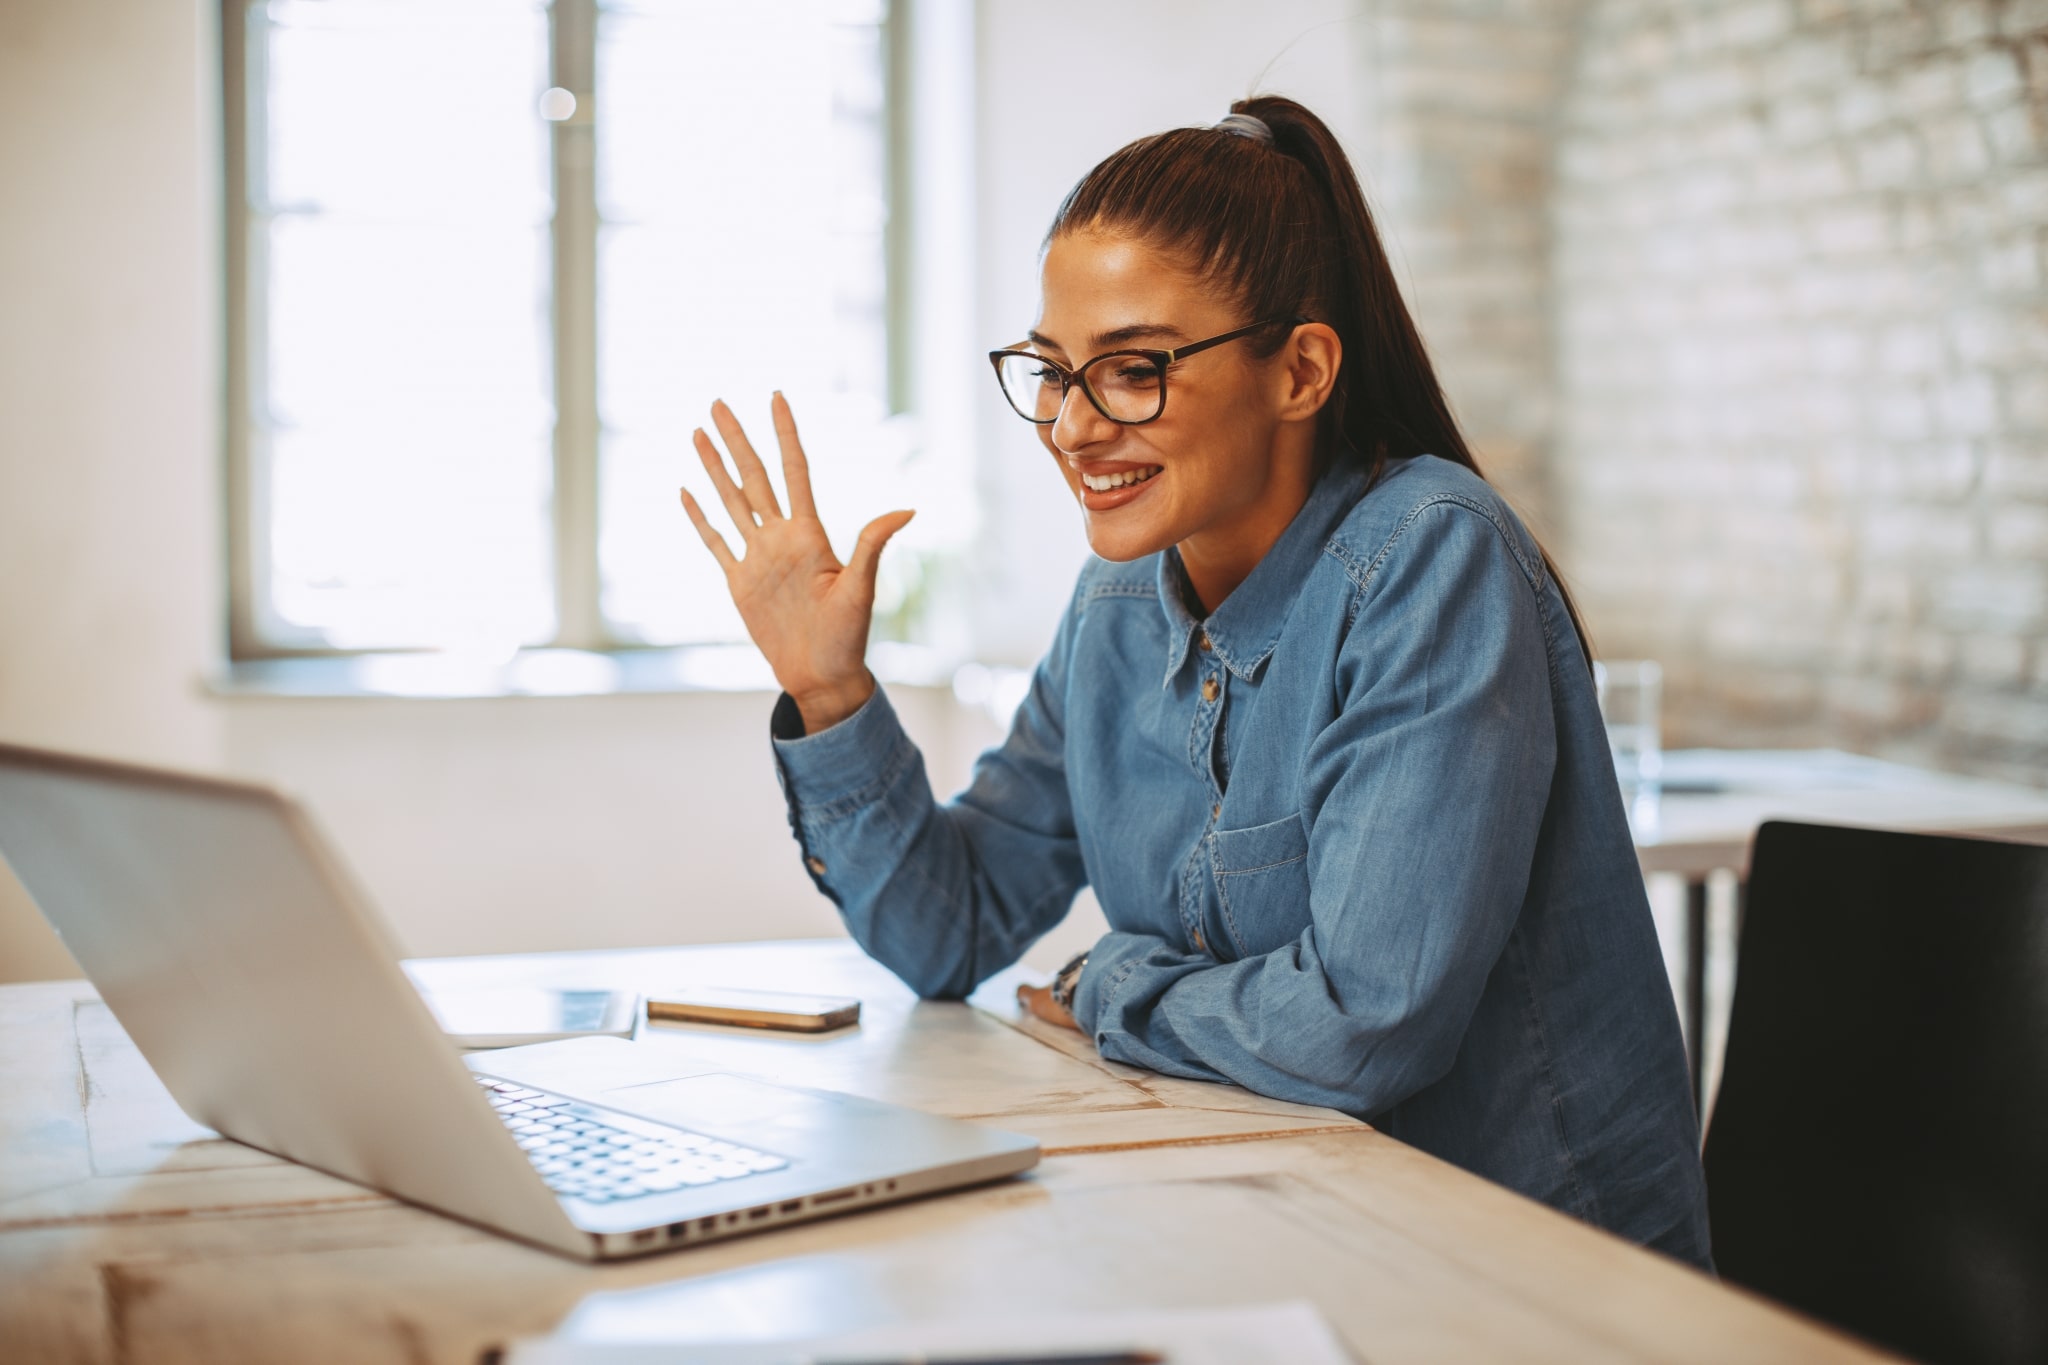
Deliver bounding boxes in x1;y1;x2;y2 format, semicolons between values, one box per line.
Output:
770;454;1712;1269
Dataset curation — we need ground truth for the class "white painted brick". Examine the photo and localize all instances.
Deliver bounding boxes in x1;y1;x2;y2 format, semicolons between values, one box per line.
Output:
1552;0;2048;781
1922;114;1993;183
1807;203;1892;255
2004;373;2048;432
1966;48;2026;109
1984;103;2043;164
1834;78;1892;135
1989;505;2048;557
1895;58;1966;117
2002;168;2048;220
1719;0;1796;48
1939;1;1997;47
1958;635;2028;687
1852;127;1923;188
1768;94;1834;149
1934;565;2048;630
2000;0;2048;38
1983;441;2048;498
1937;375;2001;437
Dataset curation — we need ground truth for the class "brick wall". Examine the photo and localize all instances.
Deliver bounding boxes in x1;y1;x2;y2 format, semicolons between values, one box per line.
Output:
1363;0;1586;536
1552;0;2048;782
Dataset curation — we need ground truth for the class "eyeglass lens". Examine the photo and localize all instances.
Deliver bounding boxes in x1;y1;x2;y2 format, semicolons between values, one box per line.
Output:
996;352;1165;424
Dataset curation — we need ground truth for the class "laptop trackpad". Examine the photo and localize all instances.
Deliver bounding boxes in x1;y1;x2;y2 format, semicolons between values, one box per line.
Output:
604;1072;844;1139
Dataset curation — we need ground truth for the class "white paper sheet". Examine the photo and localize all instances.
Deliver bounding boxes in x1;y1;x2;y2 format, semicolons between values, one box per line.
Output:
502;1299;1356;1365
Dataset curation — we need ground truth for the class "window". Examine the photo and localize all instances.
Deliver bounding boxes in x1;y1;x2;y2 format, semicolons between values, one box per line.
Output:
224;0;909;660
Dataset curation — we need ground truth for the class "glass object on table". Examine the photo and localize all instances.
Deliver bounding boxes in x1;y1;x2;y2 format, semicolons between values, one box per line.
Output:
1594;659;1663;840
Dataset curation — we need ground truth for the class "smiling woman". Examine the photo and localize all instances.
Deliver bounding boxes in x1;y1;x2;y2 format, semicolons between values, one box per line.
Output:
678;96;1714;1272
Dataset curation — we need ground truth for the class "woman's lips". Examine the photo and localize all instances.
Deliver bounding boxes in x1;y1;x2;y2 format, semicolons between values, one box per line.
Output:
1075;463;1163;512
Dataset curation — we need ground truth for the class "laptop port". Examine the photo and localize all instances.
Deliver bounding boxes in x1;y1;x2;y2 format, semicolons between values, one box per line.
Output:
633;1229;656;1244
667;1222;690;1238
811;1187;857;1206
700;1217;718;1232
779;1201;802;1214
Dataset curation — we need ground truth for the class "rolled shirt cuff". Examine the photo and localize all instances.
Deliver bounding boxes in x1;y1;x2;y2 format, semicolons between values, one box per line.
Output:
770;684;914;815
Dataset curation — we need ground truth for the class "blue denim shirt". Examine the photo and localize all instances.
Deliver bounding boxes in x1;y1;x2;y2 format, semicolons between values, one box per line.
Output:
770;454;1712;1268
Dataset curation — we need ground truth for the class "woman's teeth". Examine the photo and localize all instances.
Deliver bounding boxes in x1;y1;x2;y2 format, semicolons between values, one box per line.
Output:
1080;466;1162;492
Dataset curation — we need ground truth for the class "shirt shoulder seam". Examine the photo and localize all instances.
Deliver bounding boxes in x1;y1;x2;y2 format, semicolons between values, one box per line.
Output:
1323;493;1564;682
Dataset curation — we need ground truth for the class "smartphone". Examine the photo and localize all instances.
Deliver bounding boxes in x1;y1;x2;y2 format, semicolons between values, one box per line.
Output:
645;986;862;1033
420;987;641;1050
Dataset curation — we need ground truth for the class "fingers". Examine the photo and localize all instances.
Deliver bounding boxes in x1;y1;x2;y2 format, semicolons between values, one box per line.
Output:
771;391;818;521
1015;983;1076;1029
678;487;739;575
845;509;916;591
709;399;785;524
693;426;759;538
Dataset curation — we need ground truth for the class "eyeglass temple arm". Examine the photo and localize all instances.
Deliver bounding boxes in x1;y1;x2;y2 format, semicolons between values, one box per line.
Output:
1164;316;1309;363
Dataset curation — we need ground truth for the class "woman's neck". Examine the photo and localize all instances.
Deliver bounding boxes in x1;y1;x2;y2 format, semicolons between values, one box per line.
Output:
1175;436;1322;615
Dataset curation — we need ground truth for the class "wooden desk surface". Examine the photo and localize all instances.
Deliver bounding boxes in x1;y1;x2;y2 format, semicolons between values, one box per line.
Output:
0;940;1899;1364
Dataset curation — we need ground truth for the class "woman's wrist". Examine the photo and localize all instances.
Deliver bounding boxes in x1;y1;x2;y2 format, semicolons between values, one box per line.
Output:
789;671;877;735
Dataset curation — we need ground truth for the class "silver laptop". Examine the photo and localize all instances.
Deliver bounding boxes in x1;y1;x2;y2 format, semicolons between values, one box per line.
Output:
0;741;1039;1260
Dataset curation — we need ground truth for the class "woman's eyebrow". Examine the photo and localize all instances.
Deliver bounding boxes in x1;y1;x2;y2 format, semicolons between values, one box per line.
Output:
1093;322;1186;348
1026;323;1188;353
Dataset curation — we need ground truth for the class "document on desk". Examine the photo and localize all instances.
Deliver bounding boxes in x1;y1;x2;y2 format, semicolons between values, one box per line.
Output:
502;1299;1355;1365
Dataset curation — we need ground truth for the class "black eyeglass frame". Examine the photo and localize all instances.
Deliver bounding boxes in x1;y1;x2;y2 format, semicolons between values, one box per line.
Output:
987;316;1308;426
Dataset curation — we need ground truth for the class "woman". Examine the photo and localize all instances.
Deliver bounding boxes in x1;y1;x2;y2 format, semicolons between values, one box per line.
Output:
679;97;1712;1269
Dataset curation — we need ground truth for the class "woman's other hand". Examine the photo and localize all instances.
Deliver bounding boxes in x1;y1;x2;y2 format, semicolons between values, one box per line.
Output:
679;393;915;733
1015;982;1079;1031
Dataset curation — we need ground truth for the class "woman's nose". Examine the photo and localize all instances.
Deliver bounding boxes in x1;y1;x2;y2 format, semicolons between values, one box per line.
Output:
1050;382;1117;454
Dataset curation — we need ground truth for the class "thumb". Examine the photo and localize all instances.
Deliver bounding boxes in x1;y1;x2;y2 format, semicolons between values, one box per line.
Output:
845;508;916;589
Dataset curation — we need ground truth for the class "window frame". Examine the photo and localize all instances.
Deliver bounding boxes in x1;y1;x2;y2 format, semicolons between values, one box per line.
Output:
221;0;907;662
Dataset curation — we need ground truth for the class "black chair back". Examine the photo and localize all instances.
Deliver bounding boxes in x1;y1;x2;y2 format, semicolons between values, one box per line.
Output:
1704;820;2048;1365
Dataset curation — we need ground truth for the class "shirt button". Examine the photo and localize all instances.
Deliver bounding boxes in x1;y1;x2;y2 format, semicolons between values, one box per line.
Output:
805;856;827;876
1193;929;1207;952
1201;677;1220;702
1211;803;1221;820
1197;630;1212;651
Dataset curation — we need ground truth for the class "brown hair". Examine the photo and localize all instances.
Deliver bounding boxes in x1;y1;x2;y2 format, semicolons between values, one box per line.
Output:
1047;94;1592;664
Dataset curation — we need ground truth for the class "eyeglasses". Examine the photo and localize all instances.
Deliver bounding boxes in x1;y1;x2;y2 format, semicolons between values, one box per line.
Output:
988;317;1303;426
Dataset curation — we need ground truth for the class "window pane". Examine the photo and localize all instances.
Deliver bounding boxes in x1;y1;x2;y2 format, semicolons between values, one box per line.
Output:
256;0;555;650
596;0;893;645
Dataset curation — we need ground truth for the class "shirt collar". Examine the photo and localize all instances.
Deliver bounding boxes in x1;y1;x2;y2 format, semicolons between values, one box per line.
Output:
1156;458;1370;687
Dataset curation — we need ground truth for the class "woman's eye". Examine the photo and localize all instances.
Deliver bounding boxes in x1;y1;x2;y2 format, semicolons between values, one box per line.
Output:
1111;363;1161;386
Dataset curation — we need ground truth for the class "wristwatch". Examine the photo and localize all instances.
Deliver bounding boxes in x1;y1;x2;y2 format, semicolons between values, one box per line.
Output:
1049;950;1089;1016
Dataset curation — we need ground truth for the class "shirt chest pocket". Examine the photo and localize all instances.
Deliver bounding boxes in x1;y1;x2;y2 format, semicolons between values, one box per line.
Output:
1205;814;1312;960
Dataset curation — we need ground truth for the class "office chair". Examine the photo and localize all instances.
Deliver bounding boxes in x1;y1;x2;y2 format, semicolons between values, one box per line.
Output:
1703;821;2048;1365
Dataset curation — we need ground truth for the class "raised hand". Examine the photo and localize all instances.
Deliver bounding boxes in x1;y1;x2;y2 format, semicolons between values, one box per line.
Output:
678;393;915;734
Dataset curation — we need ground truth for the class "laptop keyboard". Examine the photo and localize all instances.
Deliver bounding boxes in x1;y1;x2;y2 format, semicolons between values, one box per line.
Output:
473;1075;789;1204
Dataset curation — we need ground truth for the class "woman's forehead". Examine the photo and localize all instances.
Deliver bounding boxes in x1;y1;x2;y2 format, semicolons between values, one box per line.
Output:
1034;231;1236;352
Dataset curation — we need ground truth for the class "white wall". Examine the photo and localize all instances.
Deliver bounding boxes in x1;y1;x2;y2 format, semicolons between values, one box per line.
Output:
0;0;222;980
0;0;1372;983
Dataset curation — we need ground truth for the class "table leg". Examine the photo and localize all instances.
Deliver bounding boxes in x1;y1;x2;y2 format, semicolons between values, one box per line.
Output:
1686;876;1708;1120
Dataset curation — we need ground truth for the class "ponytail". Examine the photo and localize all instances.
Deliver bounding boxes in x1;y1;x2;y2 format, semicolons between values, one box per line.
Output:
1049;95;1594;666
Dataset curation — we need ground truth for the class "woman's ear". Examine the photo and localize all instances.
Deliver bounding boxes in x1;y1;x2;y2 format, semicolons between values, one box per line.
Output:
1276;322;1341;423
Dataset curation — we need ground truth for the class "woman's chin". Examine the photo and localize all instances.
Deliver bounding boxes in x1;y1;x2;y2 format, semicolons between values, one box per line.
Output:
1081;516;1174;564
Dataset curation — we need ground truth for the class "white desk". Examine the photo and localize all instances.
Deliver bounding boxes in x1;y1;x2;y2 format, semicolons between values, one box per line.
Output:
0;939;1900;1364
1627;749;2048;1108
1638;748;2048;879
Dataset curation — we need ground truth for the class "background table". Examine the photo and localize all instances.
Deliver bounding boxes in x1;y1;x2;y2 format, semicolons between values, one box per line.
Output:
1632;749;2048;1112
0;939;1904;1364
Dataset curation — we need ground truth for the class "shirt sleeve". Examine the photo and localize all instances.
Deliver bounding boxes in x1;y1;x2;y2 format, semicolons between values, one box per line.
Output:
1070;502;1560;1116
769;580;1091;999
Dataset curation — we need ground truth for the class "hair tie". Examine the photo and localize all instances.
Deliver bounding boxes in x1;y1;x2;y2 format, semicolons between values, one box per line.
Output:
1213;112;1273;144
